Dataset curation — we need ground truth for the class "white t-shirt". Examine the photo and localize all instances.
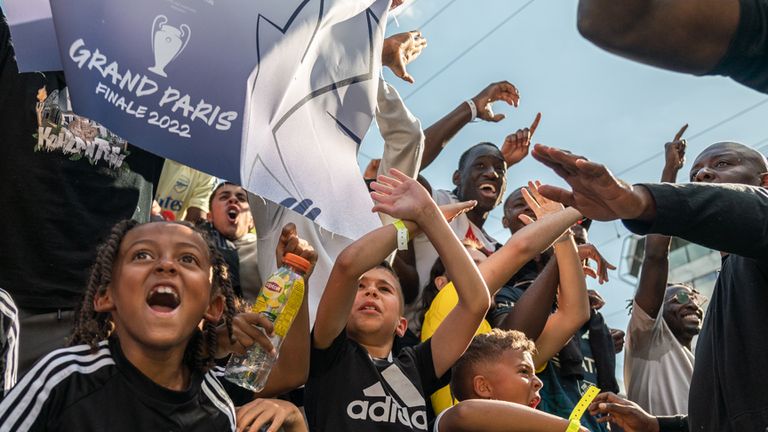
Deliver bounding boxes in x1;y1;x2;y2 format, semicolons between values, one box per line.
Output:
624;300;694;416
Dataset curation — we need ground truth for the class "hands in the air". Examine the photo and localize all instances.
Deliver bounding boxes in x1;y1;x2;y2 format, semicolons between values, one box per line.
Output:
471;81;520;122
501;113;541;166
531;144;656;222
382;30;427;84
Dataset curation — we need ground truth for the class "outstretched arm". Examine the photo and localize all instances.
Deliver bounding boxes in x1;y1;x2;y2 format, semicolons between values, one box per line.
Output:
532;143;768;259
371;170;489;378
420;81;520;170
437;399;588;432
576;0;739;74
531;234;590;369
635;126;686;317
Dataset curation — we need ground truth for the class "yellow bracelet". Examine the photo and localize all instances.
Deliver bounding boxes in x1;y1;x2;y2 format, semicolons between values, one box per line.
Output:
393;219;409;251
565;419;581;432
568;385;600;429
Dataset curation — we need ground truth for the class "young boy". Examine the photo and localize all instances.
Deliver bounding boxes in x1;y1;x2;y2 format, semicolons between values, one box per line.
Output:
305;169;489;431
434;329;588;432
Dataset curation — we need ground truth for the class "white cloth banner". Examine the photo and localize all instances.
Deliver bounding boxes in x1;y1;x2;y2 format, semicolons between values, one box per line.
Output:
7;0;388;240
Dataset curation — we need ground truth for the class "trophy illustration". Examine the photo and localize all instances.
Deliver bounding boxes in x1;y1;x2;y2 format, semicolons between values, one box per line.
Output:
148;15;191;78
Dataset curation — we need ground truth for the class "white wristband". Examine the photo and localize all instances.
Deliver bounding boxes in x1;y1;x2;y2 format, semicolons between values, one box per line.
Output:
393;220;409;251
465;99;478;122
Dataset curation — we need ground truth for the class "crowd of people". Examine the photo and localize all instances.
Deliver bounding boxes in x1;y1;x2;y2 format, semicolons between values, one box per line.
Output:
1;0;767;431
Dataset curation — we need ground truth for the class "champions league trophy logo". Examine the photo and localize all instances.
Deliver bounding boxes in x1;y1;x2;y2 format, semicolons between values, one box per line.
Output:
148;15;191;78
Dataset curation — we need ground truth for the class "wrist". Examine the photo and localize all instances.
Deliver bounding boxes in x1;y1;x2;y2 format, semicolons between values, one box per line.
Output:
464;99;478;122
632;185;657;221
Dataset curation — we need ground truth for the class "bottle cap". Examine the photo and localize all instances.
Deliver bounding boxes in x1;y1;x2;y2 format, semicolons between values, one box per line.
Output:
282;253;310;274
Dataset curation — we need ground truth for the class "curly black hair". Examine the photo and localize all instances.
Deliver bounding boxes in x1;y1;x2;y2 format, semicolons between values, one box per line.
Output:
69;220;237;372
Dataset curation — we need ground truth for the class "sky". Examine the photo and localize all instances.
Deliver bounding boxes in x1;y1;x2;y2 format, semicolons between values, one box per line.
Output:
359;0;768;384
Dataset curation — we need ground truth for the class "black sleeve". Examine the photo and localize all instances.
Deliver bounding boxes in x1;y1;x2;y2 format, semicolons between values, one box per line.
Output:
622;183;768;260
657;415;689;432
709;0;768;93
308;330;350;378
405;339;449;395
487;284;527;322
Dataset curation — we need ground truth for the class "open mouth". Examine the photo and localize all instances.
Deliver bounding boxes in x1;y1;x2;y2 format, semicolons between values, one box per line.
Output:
478;183;498;199
226;205;239;224
682;311;702;325
358;302;381;314
528;396;541;409
146;285;180;313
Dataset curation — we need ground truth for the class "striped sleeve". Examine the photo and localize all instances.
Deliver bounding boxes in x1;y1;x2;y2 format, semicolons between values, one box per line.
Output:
0;289;19;395
0;342;114;432
201;370;237;431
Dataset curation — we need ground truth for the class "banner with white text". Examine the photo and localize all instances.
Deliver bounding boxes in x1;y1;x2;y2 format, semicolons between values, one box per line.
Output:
49;0;388;239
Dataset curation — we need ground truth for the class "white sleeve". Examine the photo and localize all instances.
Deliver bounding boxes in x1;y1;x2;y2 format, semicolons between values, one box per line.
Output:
433;408;448;432
375;78;424;180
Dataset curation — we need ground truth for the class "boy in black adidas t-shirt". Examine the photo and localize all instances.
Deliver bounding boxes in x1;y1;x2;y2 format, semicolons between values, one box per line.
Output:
305;169;490;432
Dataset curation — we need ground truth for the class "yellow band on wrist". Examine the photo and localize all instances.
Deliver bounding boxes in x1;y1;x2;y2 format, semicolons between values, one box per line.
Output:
393;219;409;251
565;419;581;432
569;385;600;423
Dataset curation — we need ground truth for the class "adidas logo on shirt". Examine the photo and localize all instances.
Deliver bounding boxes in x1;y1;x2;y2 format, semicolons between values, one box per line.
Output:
345;364;428;430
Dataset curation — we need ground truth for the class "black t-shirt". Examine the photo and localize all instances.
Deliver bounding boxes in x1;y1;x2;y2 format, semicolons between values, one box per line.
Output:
305;332;446;432
0;14;163;309
0;338;236;431
709;0;768;93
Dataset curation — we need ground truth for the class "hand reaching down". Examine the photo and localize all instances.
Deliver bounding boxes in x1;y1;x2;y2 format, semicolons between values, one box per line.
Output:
382;30;427;84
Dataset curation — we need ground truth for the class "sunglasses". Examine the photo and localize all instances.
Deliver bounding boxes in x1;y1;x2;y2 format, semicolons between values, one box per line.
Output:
668;290;708;307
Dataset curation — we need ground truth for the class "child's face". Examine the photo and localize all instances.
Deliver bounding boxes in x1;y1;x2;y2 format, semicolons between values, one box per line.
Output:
482;349;542;408
95;223;224;354
208;184;251;240
346;268;406;342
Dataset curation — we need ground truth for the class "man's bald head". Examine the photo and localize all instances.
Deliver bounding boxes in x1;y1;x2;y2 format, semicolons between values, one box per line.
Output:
689;141;768;186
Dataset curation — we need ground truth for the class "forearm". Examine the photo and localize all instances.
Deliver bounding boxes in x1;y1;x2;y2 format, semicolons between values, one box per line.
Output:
421;208;489;313
577;0;739;74
634;234;671;317
420;102;473;170
552;237;590;326
497;257;559;339
439;400;580;432
481;207;581;293
376;79;425;179
624;183;768;259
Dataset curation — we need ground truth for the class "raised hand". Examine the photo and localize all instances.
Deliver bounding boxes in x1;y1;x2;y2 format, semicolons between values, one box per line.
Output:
363;158;381;180
370;168;438;223
588;392;659;432
471;81;520;122
275;223;318;279
518;180;565;225
236;398;307;432
501;112;541;165
662;124;688;180
578;243;616;284
440;201;478;223
531;144;655;222
587;289;606;310
382;30;427;84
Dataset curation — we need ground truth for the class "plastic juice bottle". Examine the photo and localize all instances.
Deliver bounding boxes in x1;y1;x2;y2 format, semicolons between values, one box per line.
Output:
224;253;310;391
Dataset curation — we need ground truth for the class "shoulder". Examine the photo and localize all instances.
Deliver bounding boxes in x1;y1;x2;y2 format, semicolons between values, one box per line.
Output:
202;368;237;431
0;342;115;430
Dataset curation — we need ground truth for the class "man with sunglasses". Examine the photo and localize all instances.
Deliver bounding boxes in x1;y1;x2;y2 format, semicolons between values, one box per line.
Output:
624;130;707;417
531;137;768;432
